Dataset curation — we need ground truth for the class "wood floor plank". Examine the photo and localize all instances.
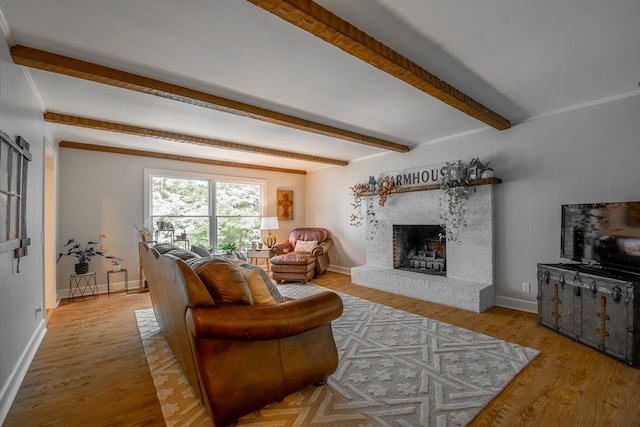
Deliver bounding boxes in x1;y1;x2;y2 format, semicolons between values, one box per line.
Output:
5;271;640;426
4;291;165;427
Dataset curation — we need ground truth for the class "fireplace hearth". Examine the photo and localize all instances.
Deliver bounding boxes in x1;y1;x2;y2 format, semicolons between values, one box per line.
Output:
351;181;497;312
393;225;446;276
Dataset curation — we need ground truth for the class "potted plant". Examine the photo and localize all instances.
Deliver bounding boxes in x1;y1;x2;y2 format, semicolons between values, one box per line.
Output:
219;242;237;256
438;160;470;244
106;255;123;271
57;236;106;274
135;224;153;242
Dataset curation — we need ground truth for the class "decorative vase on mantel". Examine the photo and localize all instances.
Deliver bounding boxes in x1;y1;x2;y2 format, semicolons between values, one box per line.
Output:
367;176;377;192
74;262;89;275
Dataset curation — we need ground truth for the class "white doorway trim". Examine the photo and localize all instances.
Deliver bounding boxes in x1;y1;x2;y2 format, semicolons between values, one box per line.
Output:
43;139;57;310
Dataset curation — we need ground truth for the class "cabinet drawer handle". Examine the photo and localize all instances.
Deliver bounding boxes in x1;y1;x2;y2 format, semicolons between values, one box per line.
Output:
612;286;622;303
573;273;582;285
589;281;598;298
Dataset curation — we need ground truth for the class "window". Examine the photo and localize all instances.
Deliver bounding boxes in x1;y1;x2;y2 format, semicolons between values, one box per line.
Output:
216;181;261;250
145;170;264;251
0;131;31;259
151;176;210;246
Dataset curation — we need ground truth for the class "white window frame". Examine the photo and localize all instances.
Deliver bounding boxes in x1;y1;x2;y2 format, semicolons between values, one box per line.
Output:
143;168;266;247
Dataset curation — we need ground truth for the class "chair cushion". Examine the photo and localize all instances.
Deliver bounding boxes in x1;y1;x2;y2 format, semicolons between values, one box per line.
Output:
271;254;315;265
294;240;318;253
188;258;253;305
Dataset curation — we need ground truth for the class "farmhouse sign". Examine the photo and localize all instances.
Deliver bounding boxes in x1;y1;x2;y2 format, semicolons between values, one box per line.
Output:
385;162;449;189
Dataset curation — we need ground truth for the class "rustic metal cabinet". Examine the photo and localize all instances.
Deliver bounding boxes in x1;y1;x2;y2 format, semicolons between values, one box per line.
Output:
537;263;640;365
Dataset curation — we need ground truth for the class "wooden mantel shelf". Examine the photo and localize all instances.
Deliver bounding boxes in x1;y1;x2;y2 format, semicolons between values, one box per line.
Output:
363;177;502;196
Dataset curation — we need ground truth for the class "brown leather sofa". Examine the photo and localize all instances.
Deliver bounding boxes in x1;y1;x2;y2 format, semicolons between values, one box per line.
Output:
139;243;343;426
270;227;333;283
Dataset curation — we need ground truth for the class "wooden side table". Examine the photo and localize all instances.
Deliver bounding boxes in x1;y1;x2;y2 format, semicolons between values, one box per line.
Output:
247;249;274;272
69;272;98;301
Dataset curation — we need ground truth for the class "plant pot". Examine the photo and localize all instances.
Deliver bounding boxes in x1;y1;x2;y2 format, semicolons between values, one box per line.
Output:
74;262;89;275
113;263;122;271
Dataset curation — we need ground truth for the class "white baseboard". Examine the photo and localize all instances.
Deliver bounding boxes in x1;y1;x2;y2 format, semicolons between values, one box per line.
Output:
57;280;136;299
328;265;351;275
495;295;538;313
0;319;47;424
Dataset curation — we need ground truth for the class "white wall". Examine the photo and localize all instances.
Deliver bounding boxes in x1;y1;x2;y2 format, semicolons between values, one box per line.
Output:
56;149;306;292
307;93;640;311
0;35;48;421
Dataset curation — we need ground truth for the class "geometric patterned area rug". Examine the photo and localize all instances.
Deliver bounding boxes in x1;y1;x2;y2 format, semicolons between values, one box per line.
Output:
135;284;539;426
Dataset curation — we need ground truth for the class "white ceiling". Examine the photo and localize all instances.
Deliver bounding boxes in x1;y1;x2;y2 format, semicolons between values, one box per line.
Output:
0;0;638;172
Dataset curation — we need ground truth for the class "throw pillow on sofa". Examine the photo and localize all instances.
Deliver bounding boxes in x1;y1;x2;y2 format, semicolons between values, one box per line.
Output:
166;248;201;261
188;258;254;305
231;260;285;303
190;244;211;258
245;269;277;305
154;243;182;254
294;240;318;252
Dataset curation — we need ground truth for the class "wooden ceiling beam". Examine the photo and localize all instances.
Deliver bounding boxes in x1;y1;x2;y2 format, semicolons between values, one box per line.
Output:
58;141;307;175
45;112;347;166
12;44;409;153
247;0;511;131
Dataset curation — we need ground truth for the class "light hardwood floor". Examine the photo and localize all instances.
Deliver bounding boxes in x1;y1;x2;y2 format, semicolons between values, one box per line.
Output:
5;271;640;426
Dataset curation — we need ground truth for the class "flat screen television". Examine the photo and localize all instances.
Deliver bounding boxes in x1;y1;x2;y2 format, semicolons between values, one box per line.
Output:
561;201;640;274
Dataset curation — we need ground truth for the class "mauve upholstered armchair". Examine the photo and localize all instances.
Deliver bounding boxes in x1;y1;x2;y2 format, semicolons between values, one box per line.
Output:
270;227;333;283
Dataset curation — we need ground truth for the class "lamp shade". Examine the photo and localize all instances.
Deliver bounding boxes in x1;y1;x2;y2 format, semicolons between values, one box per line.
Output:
260;217;279;230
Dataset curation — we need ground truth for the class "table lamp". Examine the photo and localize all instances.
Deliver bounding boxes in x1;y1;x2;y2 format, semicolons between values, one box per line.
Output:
260;216;279;248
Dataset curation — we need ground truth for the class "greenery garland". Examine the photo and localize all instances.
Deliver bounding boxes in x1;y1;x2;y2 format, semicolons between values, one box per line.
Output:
350;176;395;238
438;161;470;244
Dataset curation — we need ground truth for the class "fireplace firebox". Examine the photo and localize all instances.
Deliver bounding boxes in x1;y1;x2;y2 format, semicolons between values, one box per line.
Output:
393;225;446;276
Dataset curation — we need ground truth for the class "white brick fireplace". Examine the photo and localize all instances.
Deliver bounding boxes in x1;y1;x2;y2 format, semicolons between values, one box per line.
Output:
351;184;496;312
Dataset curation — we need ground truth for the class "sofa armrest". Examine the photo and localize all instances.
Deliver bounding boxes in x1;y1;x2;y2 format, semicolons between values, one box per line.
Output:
187;291;343;341
312;239;333;257
271;241;293;255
